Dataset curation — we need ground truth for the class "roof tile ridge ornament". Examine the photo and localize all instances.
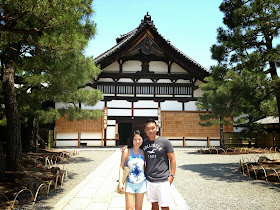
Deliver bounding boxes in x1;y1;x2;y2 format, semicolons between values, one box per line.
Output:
141;12;155;27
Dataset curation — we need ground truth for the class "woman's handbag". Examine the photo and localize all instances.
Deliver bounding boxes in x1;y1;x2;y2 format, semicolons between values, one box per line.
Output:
116;166;130;194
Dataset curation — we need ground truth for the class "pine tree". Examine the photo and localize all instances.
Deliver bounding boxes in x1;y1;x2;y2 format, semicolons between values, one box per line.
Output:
0;0;102;174
196;0;280;147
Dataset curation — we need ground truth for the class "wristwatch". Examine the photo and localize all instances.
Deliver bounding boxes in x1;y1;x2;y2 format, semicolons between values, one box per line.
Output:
170;174;175;178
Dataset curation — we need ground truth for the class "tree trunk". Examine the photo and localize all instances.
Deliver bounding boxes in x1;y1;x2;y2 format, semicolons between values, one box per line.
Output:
2;61;22;171
29;115;39;153
220;123;225;149
0;138;5;181
268;55;280;126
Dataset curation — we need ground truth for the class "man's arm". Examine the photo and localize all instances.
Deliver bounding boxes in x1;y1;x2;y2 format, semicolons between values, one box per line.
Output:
167;151;176;184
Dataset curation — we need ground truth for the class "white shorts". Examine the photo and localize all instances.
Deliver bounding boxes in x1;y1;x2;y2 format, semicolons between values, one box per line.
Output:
146;180;170;207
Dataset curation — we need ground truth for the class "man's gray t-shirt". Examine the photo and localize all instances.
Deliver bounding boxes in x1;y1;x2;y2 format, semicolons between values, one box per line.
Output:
142;136;174;182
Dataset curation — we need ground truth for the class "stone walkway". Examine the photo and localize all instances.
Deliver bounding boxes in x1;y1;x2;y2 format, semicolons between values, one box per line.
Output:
53;150;188;210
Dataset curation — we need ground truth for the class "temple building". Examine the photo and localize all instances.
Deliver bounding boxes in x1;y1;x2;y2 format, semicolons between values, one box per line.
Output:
54;13;232;147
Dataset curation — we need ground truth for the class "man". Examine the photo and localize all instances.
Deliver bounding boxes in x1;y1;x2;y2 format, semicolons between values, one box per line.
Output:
142;118;176;210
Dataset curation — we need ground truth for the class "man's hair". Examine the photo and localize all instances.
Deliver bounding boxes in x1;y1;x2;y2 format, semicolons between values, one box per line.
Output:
144;118;157;127
127;130;143;148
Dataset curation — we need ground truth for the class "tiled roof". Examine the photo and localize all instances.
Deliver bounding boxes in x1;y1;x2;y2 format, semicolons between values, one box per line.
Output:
94;13;209;73
255;116;279;124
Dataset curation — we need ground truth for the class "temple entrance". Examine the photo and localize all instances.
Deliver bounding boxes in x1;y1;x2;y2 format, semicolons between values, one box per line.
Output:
119;123;132;145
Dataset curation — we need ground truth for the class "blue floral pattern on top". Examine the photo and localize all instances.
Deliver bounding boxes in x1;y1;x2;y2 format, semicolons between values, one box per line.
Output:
127;148;146;184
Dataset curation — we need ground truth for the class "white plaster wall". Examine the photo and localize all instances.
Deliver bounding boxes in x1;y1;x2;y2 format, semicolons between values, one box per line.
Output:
82;101;105;110
149;61;168;73
80;133;102;139
107;100;131;108
103;61;119;72
56;141;78;147
103;93;115;96
123;61;141;72
184;101;198;111
134;109;158;117
185;141;208;147
106;126;116;139
194;80;204;97
87;141;103;146
137;79;153;83
107;120;116;125
210;140;221;147
56;132;79;147
98;78;114;82
157;79;172;83
108;109;131;116
134;100;158;108
118;78;134;83
161;101;182;111
57;133;78;139
171;63;187;73
194;87;203;97
170;141;184;147
176;79;191;84
106;140;116;146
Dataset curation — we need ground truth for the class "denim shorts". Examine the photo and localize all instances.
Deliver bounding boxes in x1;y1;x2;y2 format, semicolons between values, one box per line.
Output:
126;180;147;193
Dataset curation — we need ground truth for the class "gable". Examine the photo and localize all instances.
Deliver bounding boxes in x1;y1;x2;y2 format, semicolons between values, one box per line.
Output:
94;14;209;81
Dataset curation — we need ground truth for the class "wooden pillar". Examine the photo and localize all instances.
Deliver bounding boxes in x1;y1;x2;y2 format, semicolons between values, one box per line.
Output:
158;102;161;135
183;137;185;147
101;129;104;147
54;131;57;147
207;136;210;147
104;129;107;147
132;101;134;118
118;59;123;73
78;132;81;148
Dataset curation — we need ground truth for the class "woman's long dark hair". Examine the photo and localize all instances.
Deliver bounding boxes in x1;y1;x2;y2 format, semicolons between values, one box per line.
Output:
127;130;143;148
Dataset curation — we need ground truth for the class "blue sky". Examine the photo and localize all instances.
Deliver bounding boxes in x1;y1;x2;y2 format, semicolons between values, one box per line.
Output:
84;0;224;70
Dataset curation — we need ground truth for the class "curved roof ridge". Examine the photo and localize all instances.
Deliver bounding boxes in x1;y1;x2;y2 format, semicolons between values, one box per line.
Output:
169;43;209;72
94;18;149;63
116;28;138;43
94;13;209;75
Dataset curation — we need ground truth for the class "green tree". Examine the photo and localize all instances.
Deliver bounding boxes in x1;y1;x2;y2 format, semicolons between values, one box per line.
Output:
214;0;280;117
0;0;102;174
197;0;280;147
18;50;103;152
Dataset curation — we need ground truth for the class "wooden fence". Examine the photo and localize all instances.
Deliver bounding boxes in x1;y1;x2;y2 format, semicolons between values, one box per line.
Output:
224;133;252;148
224;132;280;148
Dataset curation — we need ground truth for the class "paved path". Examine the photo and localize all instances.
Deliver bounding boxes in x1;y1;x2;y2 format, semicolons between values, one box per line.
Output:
54;150;188;210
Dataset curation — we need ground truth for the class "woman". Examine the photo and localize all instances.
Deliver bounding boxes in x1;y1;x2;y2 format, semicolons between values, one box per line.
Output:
119;130;146;210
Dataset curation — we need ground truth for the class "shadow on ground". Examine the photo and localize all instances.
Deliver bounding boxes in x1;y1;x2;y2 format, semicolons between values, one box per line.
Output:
179;162;280;191
61;156;94;164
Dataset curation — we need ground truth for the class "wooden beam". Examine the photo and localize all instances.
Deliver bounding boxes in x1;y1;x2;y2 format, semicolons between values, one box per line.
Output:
78;132;81;148
54;131;57;147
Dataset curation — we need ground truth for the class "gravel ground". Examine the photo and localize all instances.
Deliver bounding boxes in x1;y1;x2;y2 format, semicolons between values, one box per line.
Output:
25;149;280;210
173;150;280;210
31;150;115;209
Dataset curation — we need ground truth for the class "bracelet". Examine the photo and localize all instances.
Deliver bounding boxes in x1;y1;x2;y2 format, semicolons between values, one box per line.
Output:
170;174;175;178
